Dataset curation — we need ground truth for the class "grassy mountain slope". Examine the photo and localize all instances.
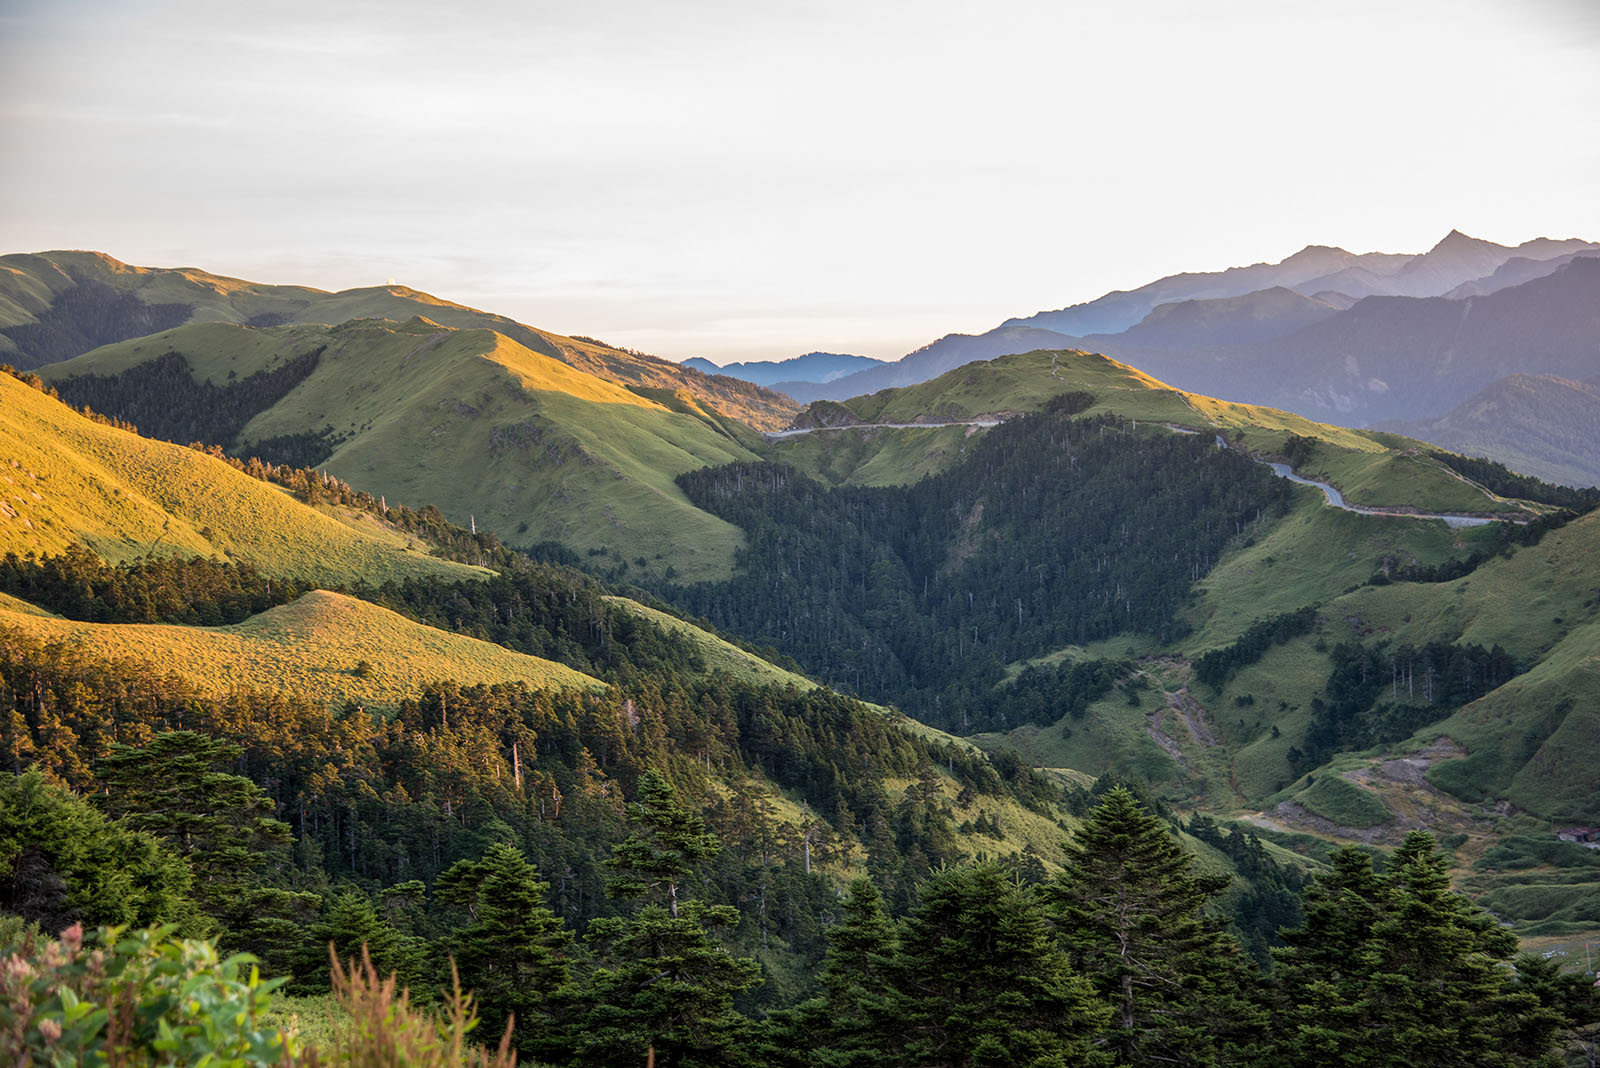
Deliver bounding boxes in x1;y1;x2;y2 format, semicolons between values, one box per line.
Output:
776;349;1528;517
977;503;1600;838
761;346;1600;934
0;372;483;585
1425;620;1600;822
0;589;601;706
0;251;798;430
788;326;1081;403
605;597;817;690
45;319;761;582
1180;504;1600;811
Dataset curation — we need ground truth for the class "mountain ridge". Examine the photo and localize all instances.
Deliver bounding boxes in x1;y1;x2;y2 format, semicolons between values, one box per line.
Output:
0;250;799;432
43;318;763;583
681;351;884;387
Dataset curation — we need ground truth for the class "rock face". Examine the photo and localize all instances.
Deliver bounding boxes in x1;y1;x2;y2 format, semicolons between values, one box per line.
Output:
786;399;862;430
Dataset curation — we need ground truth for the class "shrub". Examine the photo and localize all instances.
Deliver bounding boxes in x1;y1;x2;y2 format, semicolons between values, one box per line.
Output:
0;921;294;1066
293;948;516;1068
0;924;515;1068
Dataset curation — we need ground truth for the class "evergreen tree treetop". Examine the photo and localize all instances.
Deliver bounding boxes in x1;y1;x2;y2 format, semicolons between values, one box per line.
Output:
1271;832;1563;1068
896;861;1112;1068
1047;786;1263;1066
606;769;721;918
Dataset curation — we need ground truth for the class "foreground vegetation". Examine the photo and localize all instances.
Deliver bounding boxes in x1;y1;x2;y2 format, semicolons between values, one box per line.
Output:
4;787;1593;1067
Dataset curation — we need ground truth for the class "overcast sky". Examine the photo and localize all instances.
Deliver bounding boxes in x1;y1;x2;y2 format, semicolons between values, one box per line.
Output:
3;0;1598;363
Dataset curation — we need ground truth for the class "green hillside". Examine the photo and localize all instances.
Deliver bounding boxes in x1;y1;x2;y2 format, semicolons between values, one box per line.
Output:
45;319;762;582
0;250;798;430
777;348;1531;517
0;589;601;706
0;371;483;586
733;346;1600;941
606;597;817;690
1148;506;1600;813
1425;621;1600;821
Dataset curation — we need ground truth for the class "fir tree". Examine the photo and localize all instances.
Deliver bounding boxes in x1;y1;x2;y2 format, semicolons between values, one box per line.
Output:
306;889;407;991
761;875;898;1068
435;842;573;1051
887;861;1111;1068
0;768;197;933
92;731;292;932
1272;832;1561;1067
606;769;722;918
1508;951;1600;1067
568;770;761;1068
1044;787;1264;1066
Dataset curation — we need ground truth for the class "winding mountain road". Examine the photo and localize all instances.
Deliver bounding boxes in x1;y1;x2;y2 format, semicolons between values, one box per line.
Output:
768;415;1508;526
1213;435;1497;526
764;419;1001;439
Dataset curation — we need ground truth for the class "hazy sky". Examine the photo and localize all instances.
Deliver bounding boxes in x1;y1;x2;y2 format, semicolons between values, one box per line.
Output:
3;0;1598;363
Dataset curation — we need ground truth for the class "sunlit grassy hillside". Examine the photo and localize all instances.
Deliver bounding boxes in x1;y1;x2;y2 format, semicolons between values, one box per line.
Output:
606;597;816;690
48;319;762;582
0;372;483;586
0;589;600;706
1;250;798;430
778;349;1529;517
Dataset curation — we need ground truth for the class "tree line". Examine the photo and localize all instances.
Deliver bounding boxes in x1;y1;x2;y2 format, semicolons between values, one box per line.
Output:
50;347;349;467
1290;640;1519;771
1430;451;1600;511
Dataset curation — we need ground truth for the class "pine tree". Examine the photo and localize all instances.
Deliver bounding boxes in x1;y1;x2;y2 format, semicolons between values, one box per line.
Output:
435;842;573;1051
1044;787;1264;1066
1272;832;1561;1067
0;768;197;933
606;769;721;918
573;900;761;1068
885;861;1111;1068
1508;951;1600;1067
761;875;898;1068
92;731;292;932
567;770;761;1067
306;889;406;991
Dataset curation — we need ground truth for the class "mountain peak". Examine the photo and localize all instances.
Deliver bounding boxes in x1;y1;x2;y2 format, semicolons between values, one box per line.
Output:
1280;244;1353;268
1427;229;1497;254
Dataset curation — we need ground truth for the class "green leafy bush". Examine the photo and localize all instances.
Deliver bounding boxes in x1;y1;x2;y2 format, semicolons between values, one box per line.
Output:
0;924;515;1068
0;921;294;1066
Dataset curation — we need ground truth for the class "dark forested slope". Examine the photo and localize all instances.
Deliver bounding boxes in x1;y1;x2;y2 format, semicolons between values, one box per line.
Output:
670;397;1294;731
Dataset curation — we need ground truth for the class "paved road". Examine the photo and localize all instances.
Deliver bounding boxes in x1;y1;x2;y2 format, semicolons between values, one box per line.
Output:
765;419;1002;439
772;417;1503;526
1215;435;1497;527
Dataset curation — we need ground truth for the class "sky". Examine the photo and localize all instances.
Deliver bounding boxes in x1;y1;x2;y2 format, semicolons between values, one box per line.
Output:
3;0;1598;364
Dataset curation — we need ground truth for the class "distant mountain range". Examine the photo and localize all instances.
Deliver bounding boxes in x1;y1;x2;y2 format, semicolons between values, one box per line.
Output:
681;351;884;389
703;231;1600;484
1375;373;1600;488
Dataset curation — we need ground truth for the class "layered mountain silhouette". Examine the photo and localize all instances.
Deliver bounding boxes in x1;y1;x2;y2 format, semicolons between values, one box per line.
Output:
707;231;1600;483
1376;373;1600;488
681;351;884;389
